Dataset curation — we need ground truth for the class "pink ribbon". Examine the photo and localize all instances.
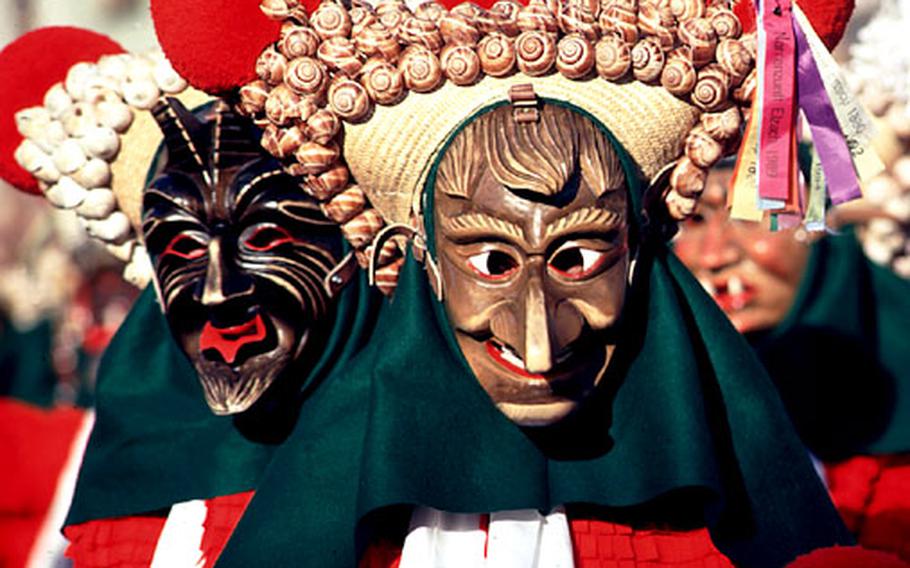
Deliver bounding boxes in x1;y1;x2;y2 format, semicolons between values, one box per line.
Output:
757;0;797;208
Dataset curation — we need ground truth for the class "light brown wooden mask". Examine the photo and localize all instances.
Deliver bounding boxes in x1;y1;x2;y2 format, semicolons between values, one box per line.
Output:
433;104;630;426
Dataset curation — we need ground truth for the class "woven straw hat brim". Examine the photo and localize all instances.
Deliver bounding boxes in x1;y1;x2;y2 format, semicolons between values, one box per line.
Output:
343;73;700;226
111;87;211;233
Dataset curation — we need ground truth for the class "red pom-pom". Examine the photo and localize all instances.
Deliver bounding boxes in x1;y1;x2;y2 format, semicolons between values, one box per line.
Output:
787;546;909;568
0;27;123;194
151;0;281;95
731;0;853;51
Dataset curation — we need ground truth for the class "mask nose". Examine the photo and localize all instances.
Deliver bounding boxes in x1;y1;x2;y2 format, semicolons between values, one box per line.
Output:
699;216;741;272
495;261;584;376
197;237;254;307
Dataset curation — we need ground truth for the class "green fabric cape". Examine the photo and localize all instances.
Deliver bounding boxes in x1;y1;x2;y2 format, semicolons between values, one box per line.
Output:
752;231;910;460
0;316;58;408
65;272;379;526
217;103;851;568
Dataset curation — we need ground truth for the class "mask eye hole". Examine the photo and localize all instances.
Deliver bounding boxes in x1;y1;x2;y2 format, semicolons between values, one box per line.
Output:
161;233;207;260
243;225;295;252
548;247;607;280
466;250;519;281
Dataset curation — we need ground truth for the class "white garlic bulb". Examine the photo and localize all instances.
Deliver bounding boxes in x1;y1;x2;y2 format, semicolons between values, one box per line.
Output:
44;176;88;209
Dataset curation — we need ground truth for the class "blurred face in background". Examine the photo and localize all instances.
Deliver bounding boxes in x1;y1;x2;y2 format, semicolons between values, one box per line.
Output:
674;168;811;334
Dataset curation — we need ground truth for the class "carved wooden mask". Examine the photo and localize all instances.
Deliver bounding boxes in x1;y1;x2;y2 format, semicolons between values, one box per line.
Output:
142;99;343;415
433;104;631;426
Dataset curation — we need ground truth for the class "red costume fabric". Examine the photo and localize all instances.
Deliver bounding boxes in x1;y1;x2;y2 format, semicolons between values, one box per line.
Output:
358;516;734;568
0;399;86;567
64;491;254;568
826;455;910;562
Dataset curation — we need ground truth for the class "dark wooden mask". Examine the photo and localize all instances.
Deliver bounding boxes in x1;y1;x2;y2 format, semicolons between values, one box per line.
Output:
142;99;344;415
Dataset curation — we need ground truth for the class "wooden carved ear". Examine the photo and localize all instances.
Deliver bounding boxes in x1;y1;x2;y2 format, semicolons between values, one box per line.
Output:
640;161;682;242
151;97;211;180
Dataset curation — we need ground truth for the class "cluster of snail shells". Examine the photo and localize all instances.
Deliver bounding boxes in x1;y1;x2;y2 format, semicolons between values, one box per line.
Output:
13;51;187;287
243;0;753;288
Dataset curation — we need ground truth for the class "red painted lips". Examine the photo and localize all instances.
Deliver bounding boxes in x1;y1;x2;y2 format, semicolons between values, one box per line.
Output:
199;314;267;364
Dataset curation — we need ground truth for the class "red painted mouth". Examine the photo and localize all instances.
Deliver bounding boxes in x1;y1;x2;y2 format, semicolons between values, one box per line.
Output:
485;340;545;380
710;277;756;314
199;314;267;365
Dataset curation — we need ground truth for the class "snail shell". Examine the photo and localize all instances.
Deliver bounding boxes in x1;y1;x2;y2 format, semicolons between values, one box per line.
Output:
716;38;752;85
440;44;482;86
14;107;51;141
311;2;353;40
350;5;379;34
515;30;557;76
45;176;88;210
679;18;718;68
238;80;270;116
317;37;364;77
559;4;599;41
361;58;406;104
285;56;329;96
97;54;130;81
44;83;73;119
374;256;405;296
355;23;401;62
684;126;723;168
602;0;638;11
594;34;631;80
256;46;288;85
323;185;367;223
75;188;117;219
61;103;98;138
637;1;675;50
328;78;373;122
260;124;282;157
669;0;705;21
265;84;304;126
669;156;707;197
599;6;639;44
307;163;350;200
660;51;696;95
568;0;600;18
306;109;342;145
72;158;112;189
740;32;757;59
450;2;481;21
664;188;698;219
376;0;410;30
414;1;447;24
700;106;742;140
341;208;384;248
399;45;444;93
556;34;595;79
295;140;341;175
517;0;559;33
439;13;481;46
275;125;307;159
631;37;664;83
733;68;756;104
280;24;320;59
709;8;742;40
490;0;522;36
81;126;120;161
478;33;517;77
399;15;445;53
260;0;295;20
473;10;501;35
692;63;730;111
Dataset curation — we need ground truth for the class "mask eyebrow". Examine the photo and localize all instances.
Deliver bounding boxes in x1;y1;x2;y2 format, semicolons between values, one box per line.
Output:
441;212;524;241
543;206;625;241
234;169;288;213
